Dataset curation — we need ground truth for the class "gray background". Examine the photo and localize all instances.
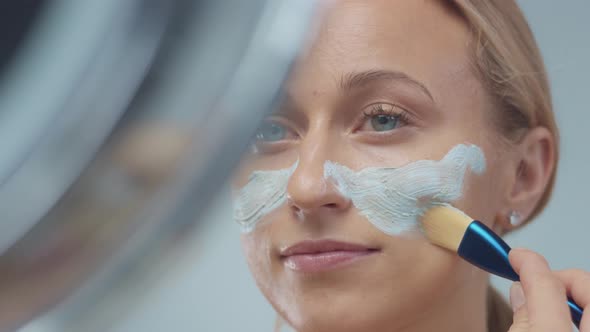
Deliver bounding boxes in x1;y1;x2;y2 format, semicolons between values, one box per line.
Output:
105;1;590;331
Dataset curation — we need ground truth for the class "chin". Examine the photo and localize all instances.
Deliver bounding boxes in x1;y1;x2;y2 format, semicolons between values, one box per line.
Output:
282;303;379;332
272;281;411;332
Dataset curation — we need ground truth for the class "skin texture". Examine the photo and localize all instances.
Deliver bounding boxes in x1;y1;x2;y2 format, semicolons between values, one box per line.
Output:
233;1;566;331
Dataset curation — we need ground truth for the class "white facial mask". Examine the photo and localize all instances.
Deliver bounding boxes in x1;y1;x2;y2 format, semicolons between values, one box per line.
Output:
233;161;298;233
233;144;485;235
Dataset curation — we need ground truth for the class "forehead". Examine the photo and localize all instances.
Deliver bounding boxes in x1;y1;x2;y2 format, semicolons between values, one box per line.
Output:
290;0;475;101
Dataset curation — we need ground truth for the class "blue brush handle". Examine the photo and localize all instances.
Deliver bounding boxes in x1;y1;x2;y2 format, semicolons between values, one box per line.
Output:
457;220;583;329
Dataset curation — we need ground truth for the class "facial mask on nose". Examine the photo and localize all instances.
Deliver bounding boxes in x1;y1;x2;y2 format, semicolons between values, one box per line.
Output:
233;144;486;235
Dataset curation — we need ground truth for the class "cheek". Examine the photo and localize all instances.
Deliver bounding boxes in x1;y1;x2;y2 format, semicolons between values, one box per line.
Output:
400;239;483;308
454;153;507;228
338;236;484;326
240;227;298;317
411;241;474;284
241;232;269;274
240;228;278;293
231;163;253;188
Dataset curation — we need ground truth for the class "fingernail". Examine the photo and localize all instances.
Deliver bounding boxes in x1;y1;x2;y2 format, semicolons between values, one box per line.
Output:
510;282;526;312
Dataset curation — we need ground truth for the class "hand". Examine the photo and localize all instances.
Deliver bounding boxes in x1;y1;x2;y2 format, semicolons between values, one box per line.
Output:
508;248;589;331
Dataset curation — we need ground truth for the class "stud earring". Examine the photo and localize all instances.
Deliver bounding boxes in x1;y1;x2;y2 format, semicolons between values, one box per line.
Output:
509;211;522;226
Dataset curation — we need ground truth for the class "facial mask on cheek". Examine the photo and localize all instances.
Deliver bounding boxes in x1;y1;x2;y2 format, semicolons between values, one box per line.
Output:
233;161;298;232
232;144;485;234
324;144;485;234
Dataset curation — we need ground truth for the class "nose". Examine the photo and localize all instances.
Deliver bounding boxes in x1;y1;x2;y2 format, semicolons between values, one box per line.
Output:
286;143;351;218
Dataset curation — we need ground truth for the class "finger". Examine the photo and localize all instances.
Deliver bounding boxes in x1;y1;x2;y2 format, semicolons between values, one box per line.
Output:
555;269;590;308
555;269;590;331
508;282;531;332
509;248;572;331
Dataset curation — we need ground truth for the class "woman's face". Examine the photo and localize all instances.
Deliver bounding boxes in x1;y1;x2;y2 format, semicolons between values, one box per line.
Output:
233;1;511;331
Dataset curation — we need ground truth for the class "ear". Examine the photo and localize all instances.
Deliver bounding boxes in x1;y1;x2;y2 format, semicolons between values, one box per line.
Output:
497;127;556;231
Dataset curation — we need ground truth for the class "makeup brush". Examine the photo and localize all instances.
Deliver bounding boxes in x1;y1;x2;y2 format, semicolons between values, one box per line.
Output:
421;205;583;328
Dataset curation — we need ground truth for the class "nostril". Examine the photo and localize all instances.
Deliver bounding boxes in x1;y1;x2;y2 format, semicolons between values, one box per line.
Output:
289;203;302;214
290;205;305;220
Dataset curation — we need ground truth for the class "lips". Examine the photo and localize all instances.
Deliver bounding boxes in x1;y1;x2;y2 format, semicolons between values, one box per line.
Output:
280;240;380;273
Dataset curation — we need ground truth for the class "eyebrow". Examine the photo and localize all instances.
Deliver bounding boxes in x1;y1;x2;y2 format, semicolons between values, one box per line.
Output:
339;69;434;102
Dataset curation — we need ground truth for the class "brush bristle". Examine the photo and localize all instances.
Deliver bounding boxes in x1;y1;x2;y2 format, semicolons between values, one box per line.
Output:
421;206;473;252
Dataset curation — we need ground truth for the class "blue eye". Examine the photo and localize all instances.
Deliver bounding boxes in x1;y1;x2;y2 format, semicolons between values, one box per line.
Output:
359;103;408;133
370;114;399;132
256;122;287;142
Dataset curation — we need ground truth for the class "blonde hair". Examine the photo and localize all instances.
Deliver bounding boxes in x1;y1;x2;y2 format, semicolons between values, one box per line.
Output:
452;0;559;221
451;1;559;331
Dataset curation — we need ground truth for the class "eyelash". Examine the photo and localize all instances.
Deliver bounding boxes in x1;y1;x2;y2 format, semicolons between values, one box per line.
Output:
359;103;412;131
362;103;409;122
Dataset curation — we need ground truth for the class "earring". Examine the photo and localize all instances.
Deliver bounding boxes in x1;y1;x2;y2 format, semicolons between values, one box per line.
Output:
509;211;522;226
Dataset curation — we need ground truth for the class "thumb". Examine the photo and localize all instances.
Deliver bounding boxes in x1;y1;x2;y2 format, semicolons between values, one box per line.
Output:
508;282;531;332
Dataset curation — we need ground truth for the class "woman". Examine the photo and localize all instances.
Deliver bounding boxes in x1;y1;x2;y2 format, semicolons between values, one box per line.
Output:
232;1;589;331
